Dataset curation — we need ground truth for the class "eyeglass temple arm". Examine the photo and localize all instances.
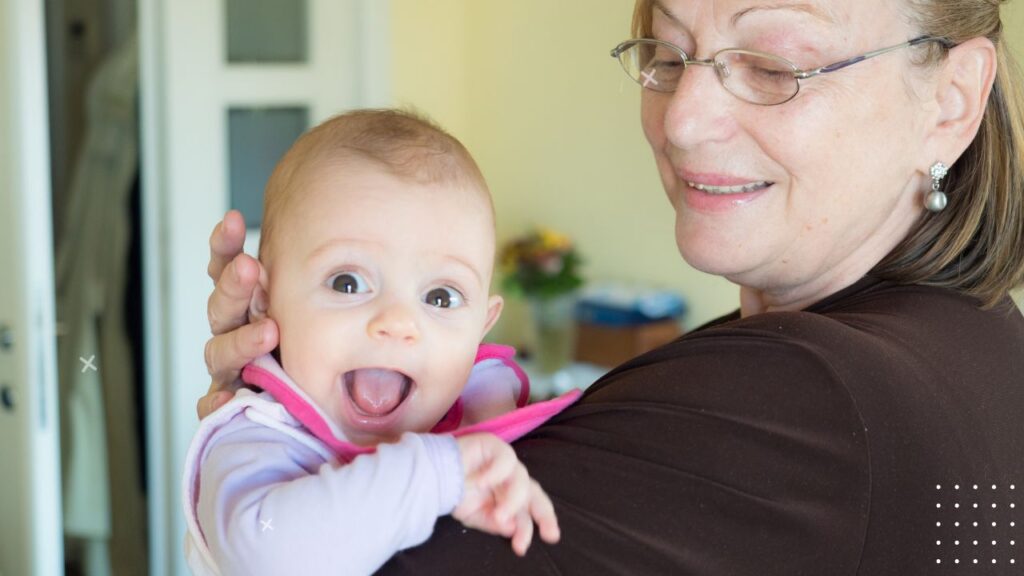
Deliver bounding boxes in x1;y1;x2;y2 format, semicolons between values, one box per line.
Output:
794;36;953;80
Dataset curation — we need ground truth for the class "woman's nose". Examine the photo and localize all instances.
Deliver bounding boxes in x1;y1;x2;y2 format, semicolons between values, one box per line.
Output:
662;63;737;150
367;301;420;344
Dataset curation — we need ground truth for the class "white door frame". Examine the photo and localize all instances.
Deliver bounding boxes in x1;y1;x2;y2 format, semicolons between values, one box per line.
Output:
139;2;391;574
0;0;63;574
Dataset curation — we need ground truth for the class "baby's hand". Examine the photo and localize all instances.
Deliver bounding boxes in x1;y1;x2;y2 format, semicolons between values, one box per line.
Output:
453;433;561;556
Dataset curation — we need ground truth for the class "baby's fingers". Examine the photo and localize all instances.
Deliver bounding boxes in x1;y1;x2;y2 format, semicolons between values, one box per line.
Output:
474;445;517;488
529;481;561;544
510;511;534;557
495;465;530;525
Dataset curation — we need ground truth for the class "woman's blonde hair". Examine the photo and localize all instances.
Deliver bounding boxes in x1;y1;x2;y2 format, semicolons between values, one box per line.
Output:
632;0;1024;307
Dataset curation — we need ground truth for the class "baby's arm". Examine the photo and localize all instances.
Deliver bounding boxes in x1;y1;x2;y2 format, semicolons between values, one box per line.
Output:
196;419;462;576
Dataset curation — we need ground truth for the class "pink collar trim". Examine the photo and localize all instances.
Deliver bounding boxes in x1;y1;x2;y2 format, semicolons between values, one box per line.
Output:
240;344;580;463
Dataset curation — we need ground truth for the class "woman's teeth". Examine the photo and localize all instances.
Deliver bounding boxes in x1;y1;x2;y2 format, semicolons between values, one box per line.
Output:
687;181;771;195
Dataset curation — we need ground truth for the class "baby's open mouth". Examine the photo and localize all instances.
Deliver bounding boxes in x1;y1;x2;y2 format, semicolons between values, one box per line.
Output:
343;369;413;417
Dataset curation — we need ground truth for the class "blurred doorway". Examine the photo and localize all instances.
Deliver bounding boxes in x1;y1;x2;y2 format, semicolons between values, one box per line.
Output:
45;0;148;574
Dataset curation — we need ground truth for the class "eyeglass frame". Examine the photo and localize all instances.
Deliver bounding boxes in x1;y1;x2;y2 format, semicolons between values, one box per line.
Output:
610;35;956;106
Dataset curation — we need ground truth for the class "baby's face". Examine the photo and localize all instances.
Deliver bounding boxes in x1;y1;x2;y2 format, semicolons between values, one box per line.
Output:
262;162;502;446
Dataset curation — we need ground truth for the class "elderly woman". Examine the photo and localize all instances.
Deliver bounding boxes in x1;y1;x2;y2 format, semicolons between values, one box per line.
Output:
199;0;1024;572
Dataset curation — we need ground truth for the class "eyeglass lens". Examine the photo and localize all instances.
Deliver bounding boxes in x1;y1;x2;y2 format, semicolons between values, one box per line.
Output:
618;41;800;105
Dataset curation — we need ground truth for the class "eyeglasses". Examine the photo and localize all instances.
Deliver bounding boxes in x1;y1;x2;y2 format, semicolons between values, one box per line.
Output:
610;35;953;106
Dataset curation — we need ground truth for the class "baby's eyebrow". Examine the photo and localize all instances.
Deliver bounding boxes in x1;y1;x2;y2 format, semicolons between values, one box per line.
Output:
443;255;484;288
305;238;377;264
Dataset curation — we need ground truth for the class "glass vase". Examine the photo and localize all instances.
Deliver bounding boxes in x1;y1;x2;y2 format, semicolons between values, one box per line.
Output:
528;292;578;374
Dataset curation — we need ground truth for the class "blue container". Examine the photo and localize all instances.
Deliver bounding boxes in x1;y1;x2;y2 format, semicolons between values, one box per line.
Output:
575;285;687;327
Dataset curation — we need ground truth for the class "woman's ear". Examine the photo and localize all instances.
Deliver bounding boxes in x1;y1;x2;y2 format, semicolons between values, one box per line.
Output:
249;265;271;322
482;294;504;337
929;36;997;162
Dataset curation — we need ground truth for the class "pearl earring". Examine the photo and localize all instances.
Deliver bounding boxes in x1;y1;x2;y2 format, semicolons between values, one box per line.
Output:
926;162;949;213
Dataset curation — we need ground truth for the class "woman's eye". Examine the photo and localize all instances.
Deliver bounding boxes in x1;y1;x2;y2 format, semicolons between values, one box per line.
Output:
424;287;464;309
331;272;369;294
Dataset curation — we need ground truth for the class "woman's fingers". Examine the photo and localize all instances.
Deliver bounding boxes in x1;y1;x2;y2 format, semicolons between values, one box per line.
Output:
204;320;279;389
207;210;247;284
196;390;235;420
207;253;261;335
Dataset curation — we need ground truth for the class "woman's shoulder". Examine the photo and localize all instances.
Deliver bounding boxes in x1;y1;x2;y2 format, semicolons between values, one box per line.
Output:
686;278;1023;378
582;277;1023;450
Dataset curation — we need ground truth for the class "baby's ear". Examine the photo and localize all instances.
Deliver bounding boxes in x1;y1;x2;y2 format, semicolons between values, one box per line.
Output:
482;294;504;337
249;266;271;322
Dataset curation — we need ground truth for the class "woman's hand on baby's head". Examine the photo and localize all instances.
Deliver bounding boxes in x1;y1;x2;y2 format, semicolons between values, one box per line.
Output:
453;433;561;556
198;210;280;420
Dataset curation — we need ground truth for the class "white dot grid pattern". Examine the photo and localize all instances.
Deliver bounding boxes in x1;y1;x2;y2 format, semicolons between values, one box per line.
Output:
934;481;1019;567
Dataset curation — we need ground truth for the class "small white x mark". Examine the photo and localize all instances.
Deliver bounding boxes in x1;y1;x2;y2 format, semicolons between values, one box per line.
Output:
641;68;659;88
261;518;274;532
79;355;97;373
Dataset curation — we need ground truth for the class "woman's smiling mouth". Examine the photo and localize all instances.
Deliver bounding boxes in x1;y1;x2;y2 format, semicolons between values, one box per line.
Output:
685;180;773;195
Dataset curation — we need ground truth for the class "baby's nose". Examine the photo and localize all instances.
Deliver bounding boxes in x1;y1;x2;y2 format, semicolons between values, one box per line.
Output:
367;303;420;344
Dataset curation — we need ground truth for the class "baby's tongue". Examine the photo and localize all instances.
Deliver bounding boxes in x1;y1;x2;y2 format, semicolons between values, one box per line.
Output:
348;369;406;416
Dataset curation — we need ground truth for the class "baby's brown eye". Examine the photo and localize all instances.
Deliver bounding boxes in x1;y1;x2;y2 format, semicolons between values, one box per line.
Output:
425;287;463;309
331;272;368;294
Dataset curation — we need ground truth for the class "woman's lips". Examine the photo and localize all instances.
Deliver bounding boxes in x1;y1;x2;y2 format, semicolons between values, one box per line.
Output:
677;171;774;213
685;180;772;195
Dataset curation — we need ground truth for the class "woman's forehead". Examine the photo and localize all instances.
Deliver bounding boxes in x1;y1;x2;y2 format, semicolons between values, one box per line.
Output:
651;0;853;29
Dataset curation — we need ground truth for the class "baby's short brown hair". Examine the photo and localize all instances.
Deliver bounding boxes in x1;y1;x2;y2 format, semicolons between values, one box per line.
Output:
259;109;491;266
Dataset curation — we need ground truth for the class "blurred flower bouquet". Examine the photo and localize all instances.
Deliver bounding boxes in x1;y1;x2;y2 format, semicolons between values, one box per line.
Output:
499;228;583;299
500;229;584;374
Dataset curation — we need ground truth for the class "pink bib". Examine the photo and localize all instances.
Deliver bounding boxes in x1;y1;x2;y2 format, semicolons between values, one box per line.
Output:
240;343;581;463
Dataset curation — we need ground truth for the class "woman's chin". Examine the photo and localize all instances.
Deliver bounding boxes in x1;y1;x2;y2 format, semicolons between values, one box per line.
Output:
675;235;757;279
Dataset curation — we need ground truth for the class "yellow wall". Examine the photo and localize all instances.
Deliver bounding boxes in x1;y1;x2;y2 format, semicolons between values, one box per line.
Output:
1007;3;1024;62
392;2;1024;345
392;1;738;345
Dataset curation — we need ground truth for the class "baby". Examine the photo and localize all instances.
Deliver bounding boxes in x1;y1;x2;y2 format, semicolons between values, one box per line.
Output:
182;110;578;575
